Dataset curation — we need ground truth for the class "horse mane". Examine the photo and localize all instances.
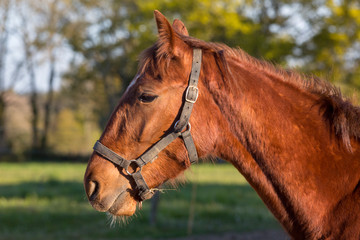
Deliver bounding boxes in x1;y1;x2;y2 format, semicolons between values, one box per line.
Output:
138;35;360;151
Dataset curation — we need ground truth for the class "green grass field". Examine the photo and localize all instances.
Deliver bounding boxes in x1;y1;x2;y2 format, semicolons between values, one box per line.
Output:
0;162;280;240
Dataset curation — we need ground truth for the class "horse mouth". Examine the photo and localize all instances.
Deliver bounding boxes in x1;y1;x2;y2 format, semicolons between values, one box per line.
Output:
107;190;137;216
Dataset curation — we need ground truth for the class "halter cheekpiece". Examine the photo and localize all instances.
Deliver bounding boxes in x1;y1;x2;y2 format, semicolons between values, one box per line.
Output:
93;48;202;201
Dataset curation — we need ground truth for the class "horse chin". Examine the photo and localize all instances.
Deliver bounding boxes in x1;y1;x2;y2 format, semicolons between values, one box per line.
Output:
107;191;137;216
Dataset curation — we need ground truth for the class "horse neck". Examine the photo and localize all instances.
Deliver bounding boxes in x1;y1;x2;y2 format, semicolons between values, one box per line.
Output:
203;55;360;238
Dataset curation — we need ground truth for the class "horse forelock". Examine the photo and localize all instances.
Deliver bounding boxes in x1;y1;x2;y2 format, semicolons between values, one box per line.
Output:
138;44;161;77
138;35;190;76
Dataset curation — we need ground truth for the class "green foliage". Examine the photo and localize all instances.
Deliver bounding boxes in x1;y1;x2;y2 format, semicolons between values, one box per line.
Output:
64;0;360;135
3;0;360;157
63;0;297;126
298;0;360;96
49;108;101;155
0;163;280;239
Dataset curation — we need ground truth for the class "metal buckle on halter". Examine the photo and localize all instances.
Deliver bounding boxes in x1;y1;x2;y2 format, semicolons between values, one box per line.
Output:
174;121;191;132
125;160;142;176
185;86;199;103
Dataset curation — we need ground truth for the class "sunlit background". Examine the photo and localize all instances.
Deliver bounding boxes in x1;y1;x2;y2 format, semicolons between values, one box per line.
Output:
0;0;359;239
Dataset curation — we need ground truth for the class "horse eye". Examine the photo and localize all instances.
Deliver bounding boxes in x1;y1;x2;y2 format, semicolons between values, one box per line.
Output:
138;93;158;103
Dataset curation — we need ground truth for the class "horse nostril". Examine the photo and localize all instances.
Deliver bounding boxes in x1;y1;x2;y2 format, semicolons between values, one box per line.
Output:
87;180;99;201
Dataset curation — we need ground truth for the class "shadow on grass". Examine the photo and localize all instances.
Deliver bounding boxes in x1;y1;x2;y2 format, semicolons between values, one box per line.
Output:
0;180;85;201
0;180;281;240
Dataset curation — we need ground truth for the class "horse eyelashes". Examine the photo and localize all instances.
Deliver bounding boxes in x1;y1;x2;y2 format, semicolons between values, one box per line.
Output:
138;93;158;103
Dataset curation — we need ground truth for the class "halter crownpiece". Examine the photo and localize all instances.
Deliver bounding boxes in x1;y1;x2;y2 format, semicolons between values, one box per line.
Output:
93;48;202;201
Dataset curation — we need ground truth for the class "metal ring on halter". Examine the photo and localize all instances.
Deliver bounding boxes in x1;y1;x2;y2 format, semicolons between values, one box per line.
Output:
125;160;141;176
174;121;191;132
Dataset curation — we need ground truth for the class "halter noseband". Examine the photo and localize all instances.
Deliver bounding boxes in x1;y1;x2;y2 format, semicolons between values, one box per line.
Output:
93;48;202;201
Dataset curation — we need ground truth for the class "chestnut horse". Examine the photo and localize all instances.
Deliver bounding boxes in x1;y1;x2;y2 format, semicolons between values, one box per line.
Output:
84;11;360;239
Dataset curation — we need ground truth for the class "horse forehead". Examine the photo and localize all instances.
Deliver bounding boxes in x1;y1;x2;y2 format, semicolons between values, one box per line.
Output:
125;74;140;92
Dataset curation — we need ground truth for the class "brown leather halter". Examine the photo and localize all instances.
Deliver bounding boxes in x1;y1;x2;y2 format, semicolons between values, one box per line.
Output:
93;48;202;201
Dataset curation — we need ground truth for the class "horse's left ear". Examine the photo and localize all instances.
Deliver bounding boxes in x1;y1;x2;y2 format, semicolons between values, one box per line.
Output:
172;19;189;36
154;10;187;57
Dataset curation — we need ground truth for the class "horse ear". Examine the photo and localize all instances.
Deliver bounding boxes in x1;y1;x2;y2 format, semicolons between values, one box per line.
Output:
154;10;186;56
172;19;189;36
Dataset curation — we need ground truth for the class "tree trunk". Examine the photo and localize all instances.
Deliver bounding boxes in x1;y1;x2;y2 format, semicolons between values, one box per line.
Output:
40;54;55;150
30;91;39;150
22;12;40;152
0;94;6;153
0;0;10;153
27;59;39;150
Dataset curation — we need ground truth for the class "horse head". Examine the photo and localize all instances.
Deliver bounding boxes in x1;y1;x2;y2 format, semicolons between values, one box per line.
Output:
84;11;221;216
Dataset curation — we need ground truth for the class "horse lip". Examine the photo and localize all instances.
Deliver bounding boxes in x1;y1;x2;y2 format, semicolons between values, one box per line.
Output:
89;188;128;213
90;198;109;212
108;191;128;214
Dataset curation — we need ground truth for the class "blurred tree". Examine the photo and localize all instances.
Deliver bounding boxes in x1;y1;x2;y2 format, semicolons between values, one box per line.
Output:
30;0;75;151
63;0;298;128
142;0;296;62
64;0;155;127
15;0;80;152
298;0;360;96
2;0;360;158
0;0;12;154
50;107;101;154
0;0;27;157
19;10;40;151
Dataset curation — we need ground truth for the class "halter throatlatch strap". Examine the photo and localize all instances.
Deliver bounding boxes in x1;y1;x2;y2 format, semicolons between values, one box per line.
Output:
93;48;202;201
